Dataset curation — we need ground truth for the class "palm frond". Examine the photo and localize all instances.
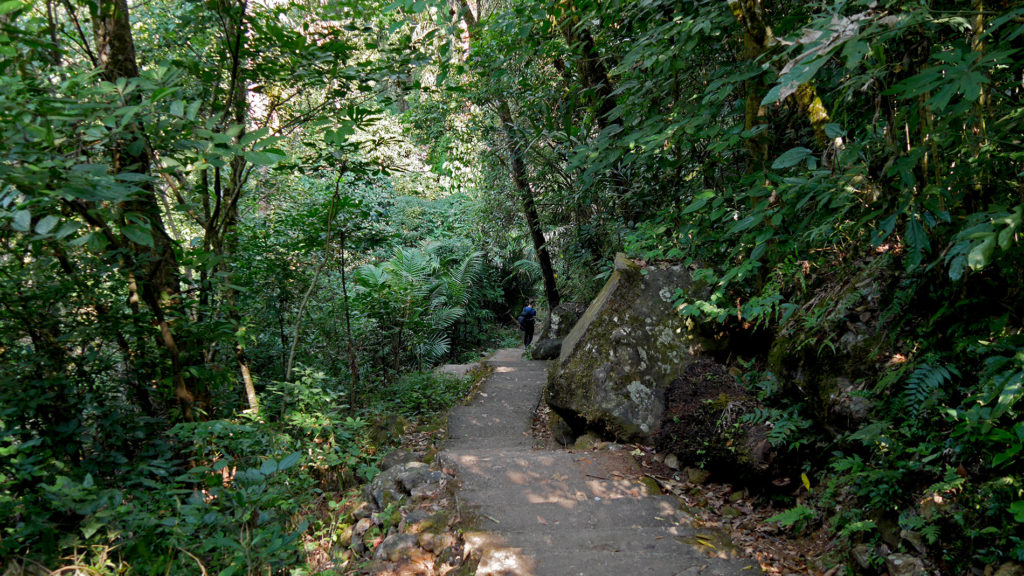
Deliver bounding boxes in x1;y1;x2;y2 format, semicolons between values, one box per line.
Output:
353;264;387;291
507;258;542;283
416;331;451;363
429;305;465;331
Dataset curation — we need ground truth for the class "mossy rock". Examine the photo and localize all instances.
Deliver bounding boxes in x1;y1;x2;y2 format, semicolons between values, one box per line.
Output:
546;253;715;442
640;475;662;495
573;432;602;451
767;255;896;430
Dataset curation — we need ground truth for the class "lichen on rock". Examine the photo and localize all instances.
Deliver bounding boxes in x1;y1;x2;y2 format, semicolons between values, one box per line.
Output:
545;253;711;442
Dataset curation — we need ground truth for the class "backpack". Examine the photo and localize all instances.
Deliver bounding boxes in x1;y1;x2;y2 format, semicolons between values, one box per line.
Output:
516;314;526;329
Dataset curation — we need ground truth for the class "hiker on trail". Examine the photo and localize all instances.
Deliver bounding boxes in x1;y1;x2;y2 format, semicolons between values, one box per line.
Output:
517;300;537;347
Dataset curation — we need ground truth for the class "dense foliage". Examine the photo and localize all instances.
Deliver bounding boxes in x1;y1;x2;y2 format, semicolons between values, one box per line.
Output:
2;0;1023;572
0;0;512;572
408;0;1024;570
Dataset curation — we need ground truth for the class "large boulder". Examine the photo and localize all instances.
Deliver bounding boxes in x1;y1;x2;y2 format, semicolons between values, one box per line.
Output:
767;254;897;431
653;359;773;478
531;302;588;360
546;254;710;442
530;338;563;360
542;302;588;340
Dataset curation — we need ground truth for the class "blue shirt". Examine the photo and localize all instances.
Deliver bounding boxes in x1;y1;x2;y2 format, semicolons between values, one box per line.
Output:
521;306;536;324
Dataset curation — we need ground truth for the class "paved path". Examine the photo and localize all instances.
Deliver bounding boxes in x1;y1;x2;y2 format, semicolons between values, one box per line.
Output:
439;348;760;576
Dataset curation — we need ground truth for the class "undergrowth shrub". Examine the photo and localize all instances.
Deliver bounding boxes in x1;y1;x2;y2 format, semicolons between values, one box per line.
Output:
369;371;473;418
1;368;382;574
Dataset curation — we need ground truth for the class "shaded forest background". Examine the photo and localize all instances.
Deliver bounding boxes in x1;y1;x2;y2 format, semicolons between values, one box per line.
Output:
1;0;1022;573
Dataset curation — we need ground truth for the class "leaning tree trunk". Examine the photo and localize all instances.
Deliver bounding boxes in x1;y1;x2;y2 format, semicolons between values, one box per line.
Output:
497;100;561;309
460;0;559;307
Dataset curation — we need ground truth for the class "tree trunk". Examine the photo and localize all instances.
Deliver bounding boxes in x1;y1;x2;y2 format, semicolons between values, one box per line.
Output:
339;227;361;413
726;0;840;167
285;189;340;381
553;1;633;228
498;100;561;308
554;2;617;131
460;0;559;306
237;344;258;413
91;0;202;419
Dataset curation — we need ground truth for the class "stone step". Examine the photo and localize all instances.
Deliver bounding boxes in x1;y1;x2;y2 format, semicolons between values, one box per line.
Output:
458;493;691;531
468;533;753;576
442;349;761;576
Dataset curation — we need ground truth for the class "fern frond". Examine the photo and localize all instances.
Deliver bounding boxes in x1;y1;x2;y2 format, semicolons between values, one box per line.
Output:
902;363;957;416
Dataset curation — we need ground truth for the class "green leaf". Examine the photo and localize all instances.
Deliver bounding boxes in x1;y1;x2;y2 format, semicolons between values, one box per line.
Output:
170;100;184;117
906;219;930;255
727;214;761;235
967;235;996;271
240;127;270;148
763;56;829;106
842;38;869;69
150;86;176;103
81;518;104;539
992;443;1021;468
121;224;154;248
259;459;278;475
54;221;81;239
0;1;22;16
11;209;31;232
992;373;1022;419
682;191;714;215
244;150;285;166
873;214;899;247
772;147;813;170
1010;501;1024;523
277;452;302;472
997;205;1022;249
34;215;59;235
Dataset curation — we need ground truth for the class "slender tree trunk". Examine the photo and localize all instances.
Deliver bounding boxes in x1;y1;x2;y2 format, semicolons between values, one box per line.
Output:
285;191;339;381
236;344;258;413
970;0;989;204
461;0;559;306
498;100;561;308
339;227;361;412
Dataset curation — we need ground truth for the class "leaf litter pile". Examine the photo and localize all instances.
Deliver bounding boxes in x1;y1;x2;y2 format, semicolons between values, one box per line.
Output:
633;445;837;576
